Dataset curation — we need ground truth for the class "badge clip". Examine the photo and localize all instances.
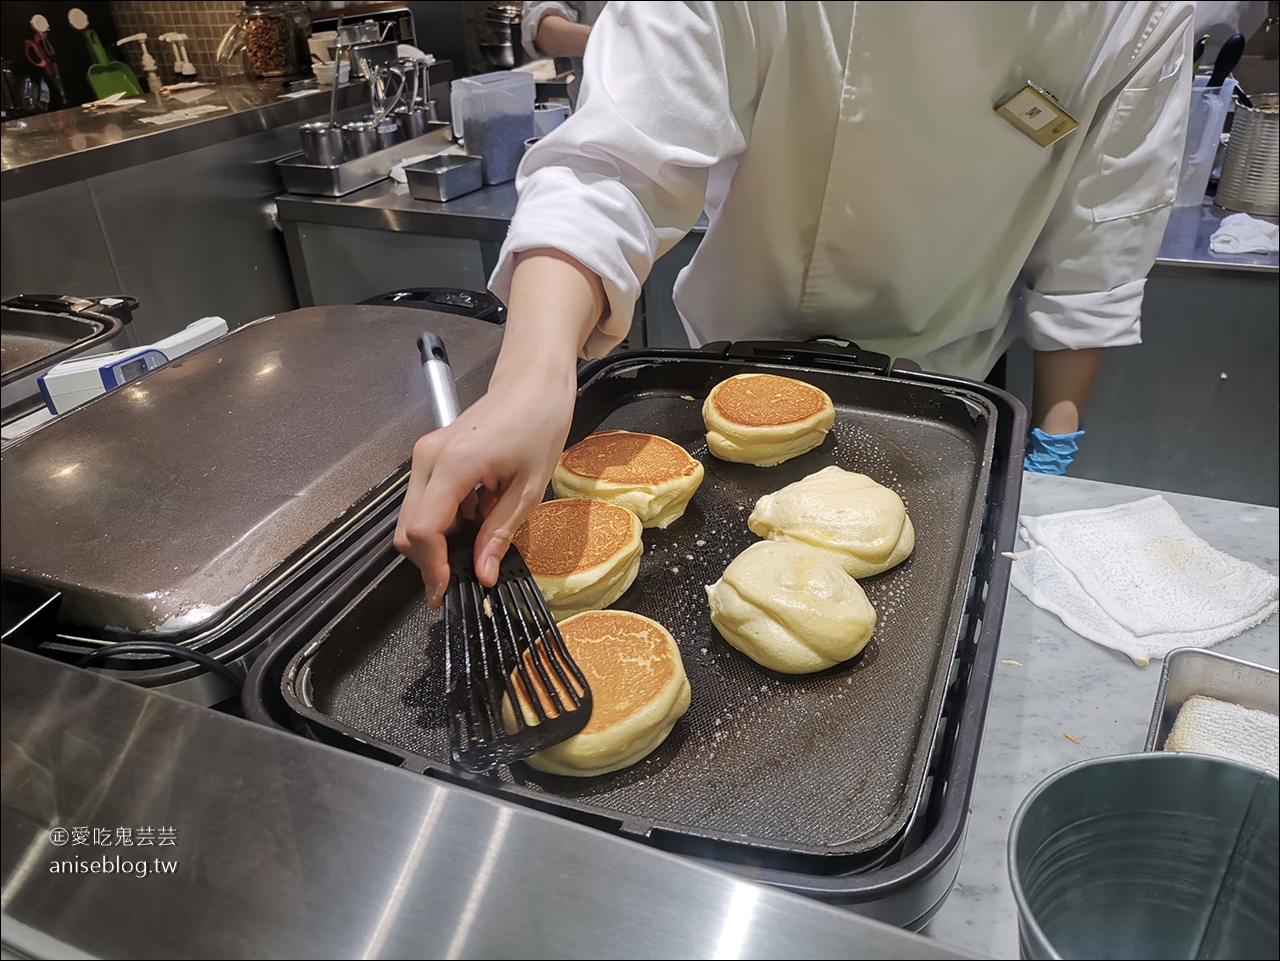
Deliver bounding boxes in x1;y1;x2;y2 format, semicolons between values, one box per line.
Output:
995;82;1078;147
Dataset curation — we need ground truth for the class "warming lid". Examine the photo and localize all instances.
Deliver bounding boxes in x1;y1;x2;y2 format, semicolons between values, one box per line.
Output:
0;304;502;638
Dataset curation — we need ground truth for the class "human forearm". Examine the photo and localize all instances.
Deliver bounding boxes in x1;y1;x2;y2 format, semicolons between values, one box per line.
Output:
1032;348;1102;434
535;14;592;58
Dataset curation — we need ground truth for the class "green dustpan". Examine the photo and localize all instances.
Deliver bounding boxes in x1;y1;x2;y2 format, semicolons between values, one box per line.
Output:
83;27;143;99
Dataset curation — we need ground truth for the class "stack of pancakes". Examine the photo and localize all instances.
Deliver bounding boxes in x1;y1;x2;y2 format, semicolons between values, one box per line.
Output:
503;610;691;777
553;429;704;528
703;373;835;466
512;498;643;621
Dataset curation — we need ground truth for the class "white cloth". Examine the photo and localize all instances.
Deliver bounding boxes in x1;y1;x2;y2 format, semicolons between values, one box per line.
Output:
1011;496;1279;665
493;2;1194;376
1210;212;1280;254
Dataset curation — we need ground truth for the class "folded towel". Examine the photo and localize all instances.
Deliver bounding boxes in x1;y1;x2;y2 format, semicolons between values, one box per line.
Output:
1166;695;1279;776
1210;212;1280;254
1011;496;1279;665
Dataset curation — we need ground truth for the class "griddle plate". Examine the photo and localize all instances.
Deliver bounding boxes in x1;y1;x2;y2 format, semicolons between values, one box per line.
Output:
293;358;993;862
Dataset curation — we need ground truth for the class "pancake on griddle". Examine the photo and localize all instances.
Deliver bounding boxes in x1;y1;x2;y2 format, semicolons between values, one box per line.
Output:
502;610;691;777
748;465;915;578
552;430;704;528
512;498;643;620
702;373;835;466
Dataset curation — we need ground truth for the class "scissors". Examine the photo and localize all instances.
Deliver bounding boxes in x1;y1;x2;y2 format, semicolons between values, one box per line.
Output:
24;16;67;107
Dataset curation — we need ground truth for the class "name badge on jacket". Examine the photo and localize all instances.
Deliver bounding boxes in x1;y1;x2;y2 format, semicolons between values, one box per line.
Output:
995;83;1079;147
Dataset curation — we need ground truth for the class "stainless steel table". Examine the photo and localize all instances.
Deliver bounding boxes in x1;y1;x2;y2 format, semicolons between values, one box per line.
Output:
0;646;971;960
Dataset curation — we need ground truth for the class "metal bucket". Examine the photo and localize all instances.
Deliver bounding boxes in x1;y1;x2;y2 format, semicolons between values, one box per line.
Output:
1217;94;1279;217
1009;753;1278;960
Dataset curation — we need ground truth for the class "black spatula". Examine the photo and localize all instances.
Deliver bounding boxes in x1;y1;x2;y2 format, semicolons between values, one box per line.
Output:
417;332;592;773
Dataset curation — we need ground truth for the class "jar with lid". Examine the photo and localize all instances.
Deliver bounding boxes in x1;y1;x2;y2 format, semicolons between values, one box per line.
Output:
241;2;301;78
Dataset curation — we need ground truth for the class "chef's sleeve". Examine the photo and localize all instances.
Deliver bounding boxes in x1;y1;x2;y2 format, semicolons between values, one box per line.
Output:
1019;9;1194;352
521;2;580;61
493;1;757;359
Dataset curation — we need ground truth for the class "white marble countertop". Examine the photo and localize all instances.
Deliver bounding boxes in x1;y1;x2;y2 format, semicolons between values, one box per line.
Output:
926;472;1279;958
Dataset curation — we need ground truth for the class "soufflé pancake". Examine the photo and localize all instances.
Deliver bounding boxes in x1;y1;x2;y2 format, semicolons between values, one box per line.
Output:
502;610;691;777
702;373;835;465
552;430;704;528
511;498;643;620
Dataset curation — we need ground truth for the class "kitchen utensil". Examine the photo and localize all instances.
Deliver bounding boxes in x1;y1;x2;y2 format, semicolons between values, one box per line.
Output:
350;41;398;80
1010;753;1279;959
373;115;402;151
1216;93;1279;217
25;16;67;108
1193;33;1210;69
1;306;503;702
395;106;430;140
1208;32;1246;89
405;155;484;202
269;342;1025;879
1146;648;1280;751
416;332;592;773
1176;75;1238;206
70;7;143;100
299;120;345;165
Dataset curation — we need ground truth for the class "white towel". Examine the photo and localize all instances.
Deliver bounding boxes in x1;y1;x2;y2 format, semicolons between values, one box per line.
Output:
1165;695;1279;776
1011;496;1279;665
1209;212;1280;255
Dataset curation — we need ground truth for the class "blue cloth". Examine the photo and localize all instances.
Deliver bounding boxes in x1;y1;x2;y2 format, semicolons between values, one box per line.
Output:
1024;427;1085;475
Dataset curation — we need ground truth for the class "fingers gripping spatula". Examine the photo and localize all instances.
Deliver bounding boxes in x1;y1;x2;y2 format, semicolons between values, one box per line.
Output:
417;333;592;773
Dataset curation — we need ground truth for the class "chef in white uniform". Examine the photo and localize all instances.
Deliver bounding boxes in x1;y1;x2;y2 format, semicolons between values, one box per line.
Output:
398;1;1194;603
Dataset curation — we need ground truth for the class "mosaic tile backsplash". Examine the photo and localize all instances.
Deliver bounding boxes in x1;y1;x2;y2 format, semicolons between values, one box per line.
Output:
110;1;243;83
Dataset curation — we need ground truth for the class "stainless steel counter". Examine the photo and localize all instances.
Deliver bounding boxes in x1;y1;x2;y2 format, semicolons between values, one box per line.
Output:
1154;201;1279;276
1;80;367;201
0;645;971;960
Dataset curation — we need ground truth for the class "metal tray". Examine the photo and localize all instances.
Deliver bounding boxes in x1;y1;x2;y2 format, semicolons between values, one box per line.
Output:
271;342;1022;875
405;155;483;202
276;124;453;197
1145;648;1280;751
1;298;124;416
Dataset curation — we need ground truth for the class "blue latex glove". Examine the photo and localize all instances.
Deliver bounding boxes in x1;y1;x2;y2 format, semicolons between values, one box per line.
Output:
1024;427;1084;475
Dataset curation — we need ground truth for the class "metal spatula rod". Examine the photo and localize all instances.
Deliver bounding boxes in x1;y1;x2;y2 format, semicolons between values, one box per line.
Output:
417;332;592;773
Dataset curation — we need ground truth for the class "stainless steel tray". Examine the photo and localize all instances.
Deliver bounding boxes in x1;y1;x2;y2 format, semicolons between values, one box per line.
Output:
277;123;454;197
1145;648;1280;751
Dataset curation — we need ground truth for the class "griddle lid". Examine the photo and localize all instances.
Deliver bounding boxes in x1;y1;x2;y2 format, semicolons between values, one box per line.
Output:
0;305;502;638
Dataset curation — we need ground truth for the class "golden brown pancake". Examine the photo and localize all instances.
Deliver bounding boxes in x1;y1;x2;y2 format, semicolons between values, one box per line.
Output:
504;610;691;777
709;373;828;427
702;373;836;466
511;498;643;619
552;430;704;528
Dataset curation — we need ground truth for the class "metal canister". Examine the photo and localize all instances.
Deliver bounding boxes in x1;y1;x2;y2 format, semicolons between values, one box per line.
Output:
340;119;378;159
298;121;343;166
1216;94;1279;217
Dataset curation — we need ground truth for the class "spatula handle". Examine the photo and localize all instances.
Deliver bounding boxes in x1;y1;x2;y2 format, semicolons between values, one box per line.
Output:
418;332;460;429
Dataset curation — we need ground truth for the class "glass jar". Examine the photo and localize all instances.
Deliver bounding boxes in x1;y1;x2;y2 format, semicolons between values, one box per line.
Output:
241;2;301;79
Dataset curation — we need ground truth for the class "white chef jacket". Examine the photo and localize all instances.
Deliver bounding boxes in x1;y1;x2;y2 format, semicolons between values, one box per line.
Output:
492;2;1194;378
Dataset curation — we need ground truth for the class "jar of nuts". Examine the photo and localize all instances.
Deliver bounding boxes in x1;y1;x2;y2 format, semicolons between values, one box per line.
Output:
241;2;302;78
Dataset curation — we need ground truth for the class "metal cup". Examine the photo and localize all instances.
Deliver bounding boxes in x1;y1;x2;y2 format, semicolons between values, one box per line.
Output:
299;121;344;166
340;119;378;159
374;116;403;151
396;107;430;140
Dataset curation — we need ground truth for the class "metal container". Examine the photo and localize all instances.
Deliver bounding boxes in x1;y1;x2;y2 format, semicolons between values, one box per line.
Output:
396;107;430;140
278;123;453;197
340;118;378;159
1010;753;1279;960
405;154;484;202
299;121;344;166
1145;648;1279;751
373;115;402;151
1216;94;1279;217
349;40;398;80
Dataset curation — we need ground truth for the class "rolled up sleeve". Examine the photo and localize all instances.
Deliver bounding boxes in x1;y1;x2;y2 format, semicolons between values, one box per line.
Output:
1020;6;1194;352
521;1;578;61
492;1;757;358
